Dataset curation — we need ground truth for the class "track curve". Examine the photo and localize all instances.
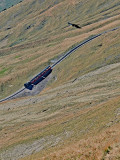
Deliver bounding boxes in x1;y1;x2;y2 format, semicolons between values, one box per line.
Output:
0;26;120;103
0;88;25;103
51;26;120;68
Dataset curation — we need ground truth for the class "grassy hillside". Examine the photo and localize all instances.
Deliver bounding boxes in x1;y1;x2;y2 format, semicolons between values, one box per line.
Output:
0;62;120;159
0;0;120;99
0;0;120;159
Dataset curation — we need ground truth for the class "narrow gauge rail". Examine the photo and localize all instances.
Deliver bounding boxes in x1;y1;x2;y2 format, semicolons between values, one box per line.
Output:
0;26;120;102
24;34;102;90
24;26;120;90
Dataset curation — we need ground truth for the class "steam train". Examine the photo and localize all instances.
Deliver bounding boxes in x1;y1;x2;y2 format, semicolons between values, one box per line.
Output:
24;66;52;90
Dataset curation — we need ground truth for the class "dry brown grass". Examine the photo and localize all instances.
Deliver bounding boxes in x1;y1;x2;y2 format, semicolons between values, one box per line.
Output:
0;61;120;159
0;0;120;98
21;96;120;160
39;124;120;160
0;0;120;159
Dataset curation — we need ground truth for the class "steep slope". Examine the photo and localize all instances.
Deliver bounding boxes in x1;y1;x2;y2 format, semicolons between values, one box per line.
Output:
0;62;120;160
0;0;120;159
0;0;120;99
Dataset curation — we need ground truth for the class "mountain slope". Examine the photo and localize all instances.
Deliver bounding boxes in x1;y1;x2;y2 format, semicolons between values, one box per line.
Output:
0;0;120;159
0;62;120;160
0;0;120;99
0;0;120;98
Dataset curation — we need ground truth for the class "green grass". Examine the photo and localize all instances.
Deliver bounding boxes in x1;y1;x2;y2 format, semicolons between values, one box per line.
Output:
0;68;8;76
0;1;120;158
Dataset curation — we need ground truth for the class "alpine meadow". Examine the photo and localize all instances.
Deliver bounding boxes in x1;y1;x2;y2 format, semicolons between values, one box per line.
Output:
0;0;120;159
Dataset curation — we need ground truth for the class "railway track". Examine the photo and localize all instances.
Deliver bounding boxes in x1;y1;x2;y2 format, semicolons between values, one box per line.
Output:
0;26;120;103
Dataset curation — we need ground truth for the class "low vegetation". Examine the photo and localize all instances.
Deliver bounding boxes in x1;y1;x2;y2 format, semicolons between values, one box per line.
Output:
0;0;120;159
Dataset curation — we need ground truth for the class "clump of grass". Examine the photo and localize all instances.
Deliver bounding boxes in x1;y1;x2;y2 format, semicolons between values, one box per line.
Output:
102;146;112;160
0;68;8;76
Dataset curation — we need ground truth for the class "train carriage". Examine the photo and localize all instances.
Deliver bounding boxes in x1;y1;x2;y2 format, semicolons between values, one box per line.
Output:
24;66;52;90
